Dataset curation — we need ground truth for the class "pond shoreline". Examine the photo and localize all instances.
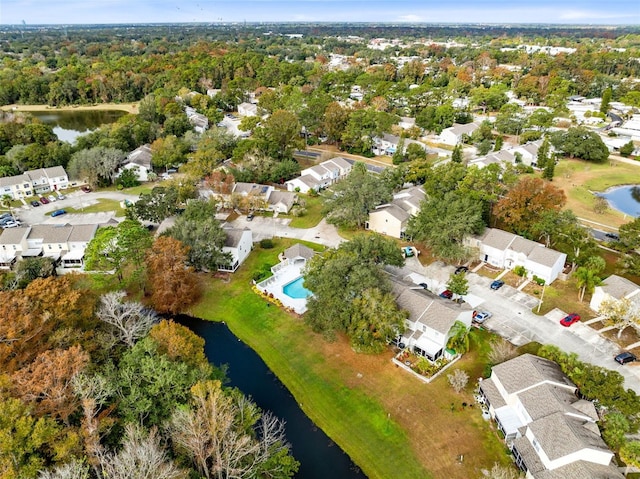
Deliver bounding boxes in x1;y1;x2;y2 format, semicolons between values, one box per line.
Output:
1;102;138;114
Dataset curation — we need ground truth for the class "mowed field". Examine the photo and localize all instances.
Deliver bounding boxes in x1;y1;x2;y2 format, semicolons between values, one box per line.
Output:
191;238;510;479
553;158;640;228
1;102;139;114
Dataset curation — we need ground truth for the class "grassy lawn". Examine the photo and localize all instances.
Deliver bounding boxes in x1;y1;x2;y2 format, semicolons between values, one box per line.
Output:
190;239;510;479
62;199;125;216
288;194;324;228
103;184;154;196
554;159;640;227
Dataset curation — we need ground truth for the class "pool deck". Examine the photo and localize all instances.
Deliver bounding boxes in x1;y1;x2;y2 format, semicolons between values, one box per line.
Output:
257;262;309;314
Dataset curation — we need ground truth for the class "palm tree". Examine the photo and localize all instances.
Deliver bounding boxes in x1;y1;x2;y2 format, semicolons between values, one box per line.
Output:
574;266;602;302
446;321;470;354
0;194;14;219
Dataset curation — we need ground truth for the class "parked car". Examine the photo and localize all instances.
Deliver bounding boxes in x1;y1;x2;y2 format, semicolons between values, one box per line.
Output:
30;200;40;207
473;311;492;324
81;185;92;193
56;194;66;200
51;209;66;217
0;213;12;220
402;246;414;257
605;232;620;241
615;352;637;365
559;313;581;327
0;216;14;225
439;289;453;299
39;196;50;204
48;195;57;202
2;220;20;228
418;282;429;290
246;212;254;221
455;265;469;275
490;280;504;290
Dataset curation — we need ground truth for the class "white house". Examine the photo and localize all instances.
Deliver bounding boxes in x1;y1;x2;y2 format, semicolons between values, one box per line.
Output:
468;140;548;169
466;228;566;284
267;191;297;214
218;227;253;273
479;354;622;479
0;224;98;270
238;102;258;117
285;156;352;193
439;122;481;146
185;107;209;133
398;117;416;130
119;144;152;182
589;274;640;312
0;166;69;200
372;133;429;156
366;186;425;239
393;281;474;361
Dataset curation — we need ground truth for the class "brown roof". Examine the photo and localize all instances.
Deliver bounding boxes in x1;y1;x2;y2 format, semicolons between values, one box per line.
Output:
491;354;575;395
28;224;73;244
67;224;98;242
0;226;30;244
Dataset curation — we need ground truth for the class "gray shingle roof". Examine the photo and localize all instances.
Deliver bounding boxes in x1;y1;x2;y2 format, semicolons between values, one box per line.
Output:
224;228;249;248
28;224;73;243
527;245;564;268
479;377;506;409
0;173;31;188
370;204;410;223
0;226;30;244
536;461;624;479
480;228;517;250
283;243;315;261
600;274;640;299
492;354;575;395
67;224;98;242
509;236;538;255
394;285;466;335
324;156;351;171
268;191;297;210
126;144;152;169
517;383;585;421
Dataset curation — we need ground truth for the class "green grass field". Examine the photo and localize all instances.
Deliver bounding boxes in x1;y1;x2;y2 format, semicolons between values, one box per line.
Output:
61;199;125;216
288;194;324;228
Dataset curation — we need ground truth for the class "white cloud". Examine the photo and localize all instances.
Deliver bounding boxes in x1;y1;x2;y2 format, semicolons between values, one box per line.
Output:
397;14;423;22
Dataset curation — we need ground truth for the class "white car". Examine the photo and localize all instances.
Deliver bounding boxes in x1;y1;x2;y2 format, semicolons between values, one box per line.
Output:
48;195;57;202
3;220;21;228
473;311;492;324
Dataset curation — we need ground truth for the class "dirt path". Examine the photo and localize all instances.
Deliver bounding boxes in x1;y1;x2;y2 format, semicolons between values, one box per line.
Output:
1;103;138;114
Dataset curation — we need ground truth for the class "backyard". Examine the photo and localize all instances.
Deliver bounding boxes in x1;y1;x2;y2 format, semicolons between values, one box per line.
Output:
190;238;511;479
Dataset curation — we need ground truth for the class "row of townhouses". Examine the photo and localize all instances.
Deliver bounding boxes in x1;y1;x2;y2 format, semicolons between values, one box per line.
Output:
285;156;352;193
0;166;69;200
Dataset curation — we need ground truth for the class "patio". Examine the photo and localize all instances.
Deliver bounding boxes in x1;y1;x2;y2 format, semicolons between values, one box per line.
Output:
256;258;310;314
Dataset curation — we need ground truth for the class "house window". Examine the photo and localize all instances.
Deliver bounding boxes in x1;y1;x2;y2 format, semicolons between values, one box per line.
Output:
532;438;540;453
48;245;52;250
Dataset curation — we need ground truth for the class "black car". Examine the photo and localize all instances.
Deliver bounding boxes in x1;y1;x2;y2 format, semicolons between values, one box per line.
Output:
615;352;637;365
605;232;620;241
30;200;40;207
455;266;469;275
418;282;429;290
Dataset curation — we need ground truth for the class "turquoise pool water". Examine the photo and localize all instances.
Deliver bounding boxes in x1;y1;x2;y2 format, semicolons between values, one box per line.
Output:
283;277;312;299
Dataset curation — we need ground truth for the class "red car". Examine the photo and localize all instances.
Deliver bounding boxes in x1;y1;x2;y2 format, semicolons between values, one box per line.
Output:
439;289;453;299
81;185;92;193
39;196;50;204
560;313;581;327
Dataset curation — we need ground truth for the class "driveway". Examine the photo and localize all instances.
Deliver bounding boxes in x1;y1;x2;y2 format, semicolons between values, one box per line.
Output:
388;258;640;394
230;215;344;248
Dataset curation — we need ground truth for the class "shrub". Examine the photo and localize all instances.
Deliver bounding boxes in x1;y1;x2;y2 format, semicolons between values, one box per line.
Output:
514;265;527;277
532;275;545;286
260;238;274;249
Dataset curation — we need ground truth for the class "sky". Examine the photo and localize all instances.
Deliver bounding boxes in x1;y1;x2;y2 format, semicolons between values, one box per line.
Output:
1;0;639;25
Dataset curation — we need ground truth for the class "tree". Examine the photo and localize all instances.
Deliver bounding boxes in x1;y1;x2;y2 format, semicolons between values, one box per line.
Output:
115;167;140;188
536;138;551;170
574;256;604;302
407;191;485;263
96;291;158;347
494;177;566;235
38;460;90;479
341;109;397;155
132;186;180;223
600;87;612;114
620;441;640;469
446;321;470;354
495;103;525;135
447;369;469;393
98;424;187;479
620;140;634;157
542;154;555;180
165;199;231;271
169;380;298;479
322;102;349;145
303;238;405;348
14;257;56;288
551;127;609;162
11;345;89;424
254;109;303;160
601;412;630;450
527;108;554;132
84;219;152;286
149;320;208;370
67;147;125;187
618;217;640;275
322;162;392;229
487;338;517;365
405;143;426;162
146;236;201;315
392;138;405;165
446;272;469;301
151;135;187;171
599;297;640;339
451;144;463;163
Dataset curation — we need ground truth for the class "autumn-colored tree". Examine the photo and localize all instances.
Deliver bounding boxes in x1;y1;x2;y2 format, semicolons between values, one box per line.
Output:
493;177;566;235
146;237;201;314
149;320;208;369
11;345;90;424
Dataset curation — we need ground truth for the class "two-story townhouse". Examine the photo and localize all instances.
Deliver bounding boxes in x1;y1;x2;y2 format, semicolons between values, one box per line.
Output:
479;354;622;479
589;274;640;312
62;224;99;268
0;167;69;200
217;227;253;273
118;144;152;182
366;186;425;239
285;157;352;194
439;122;481;146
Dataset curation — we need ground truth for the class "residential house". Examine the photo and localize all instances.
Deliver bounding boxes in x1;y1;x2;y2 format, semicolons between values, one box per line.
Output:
366;186;425;239
393;281;474;361
468;140;547;169
285;156;352;193
218;227;252;273
238;102;258;117
267;190;298;214
0;223;98;269
231;182;274;211
398;117;416;130
589;274;640;312
439;122;481;146
466;228;566;284
119;144;152;182
185;107;209;133
372;133;429;156
0;166;69;200
479;354;622;479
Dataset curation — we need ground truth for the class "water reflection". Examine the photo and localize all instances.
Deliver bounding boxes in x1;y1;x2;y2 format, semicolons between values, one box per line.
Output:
599;185;640;217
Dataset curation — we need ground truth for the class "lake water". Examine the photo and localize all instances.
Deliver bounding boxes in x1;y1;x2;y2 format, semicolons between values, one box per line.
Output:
28;109;127;144
599;185;640;217
175;315;367;479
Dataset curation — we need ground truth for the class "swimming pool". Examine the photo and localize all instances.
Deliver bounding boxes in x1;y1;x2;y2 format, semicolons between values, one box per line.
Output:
283;277;312;299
